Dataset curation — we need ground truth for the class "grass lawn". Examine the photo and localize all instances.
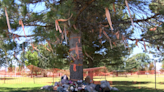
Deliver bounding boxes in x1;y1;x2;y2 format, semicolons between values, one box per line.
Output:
0;75;164;92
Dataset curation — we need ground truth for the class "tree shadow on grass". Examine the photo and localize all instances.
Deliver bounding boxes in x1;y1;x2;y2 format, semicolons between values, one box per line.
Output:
114;86;164;92
0;78;17;80
0;87;54;92
94;81;151;85
94;81;164;92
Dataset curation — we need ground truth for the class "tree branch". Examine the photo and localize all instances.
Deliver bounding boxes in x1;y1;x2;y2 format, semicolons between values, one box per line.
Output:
101;13;160;25
74;0;95;24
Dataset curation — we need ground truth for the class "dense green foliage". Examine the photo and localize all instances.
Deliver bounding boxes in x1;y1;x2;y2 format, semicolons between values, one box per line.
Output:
0;0;164;70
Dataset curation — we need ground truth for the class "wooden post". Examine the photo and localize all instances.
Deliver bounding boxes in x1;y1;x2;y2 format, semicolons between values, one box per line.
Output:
53;72;54;84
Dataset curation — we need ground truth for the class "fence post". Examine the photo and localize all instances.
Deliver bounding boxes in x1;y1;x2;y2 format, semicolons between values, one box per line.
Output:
4;69;6;84
33;75;35;84
53;73;54;84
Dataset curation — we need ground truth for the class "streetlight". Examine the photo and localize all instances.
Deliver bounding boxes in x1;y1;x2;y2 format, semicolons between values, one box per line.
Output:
152;58;157;91
153;56;162;91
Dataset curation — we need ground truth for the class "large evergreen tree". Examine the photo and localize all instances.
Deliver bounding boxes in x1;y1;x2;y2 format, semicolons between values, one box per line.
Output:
0;0;164;80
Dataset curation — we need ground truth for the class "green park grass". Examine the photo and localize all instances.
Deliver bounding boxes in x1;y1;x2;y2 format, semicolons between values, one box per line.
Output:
0;75;164;92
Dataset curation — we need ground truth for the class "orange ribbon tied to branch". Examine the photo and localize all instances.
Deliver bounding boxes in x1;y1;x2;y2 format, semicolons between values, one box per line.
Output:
103;31;113;49
125;0;134;27
55;20;62;33
115;31;119;39
12;34;16;43
99;28;102;38
19;19;27;38
70;54;76;61
5;8;11;31
15;35;20;41
149;27;157;31
46;40;53;51
113;42;116;46
55;14;73;33
157;46;160;51
113;3;116;13
144;40;146;51
122;35;126;49
31;43;39;52
136;39;139;47
40;44;51;52
105;8;113;32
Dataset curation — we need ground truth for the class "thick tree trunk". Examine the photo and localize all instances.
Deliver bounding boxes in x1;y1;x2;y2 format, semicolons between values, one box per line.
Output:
69;32;83;81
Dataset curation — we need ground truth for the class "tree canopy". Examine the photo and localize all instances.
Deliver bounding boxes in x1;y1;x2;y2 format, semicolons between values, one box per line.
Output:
0;0;164;80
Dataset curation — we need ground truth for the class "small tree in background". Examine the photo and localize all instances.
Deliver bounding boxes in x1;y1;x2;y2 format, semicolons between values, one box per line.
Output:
149;62;154;71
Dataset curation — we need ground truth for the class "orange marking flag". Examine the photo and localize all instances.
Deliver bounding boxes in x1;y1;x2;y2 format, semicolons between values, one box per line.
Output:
19;19;27;38
105;8;113;31
103;31;113;49
125;0;134;27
